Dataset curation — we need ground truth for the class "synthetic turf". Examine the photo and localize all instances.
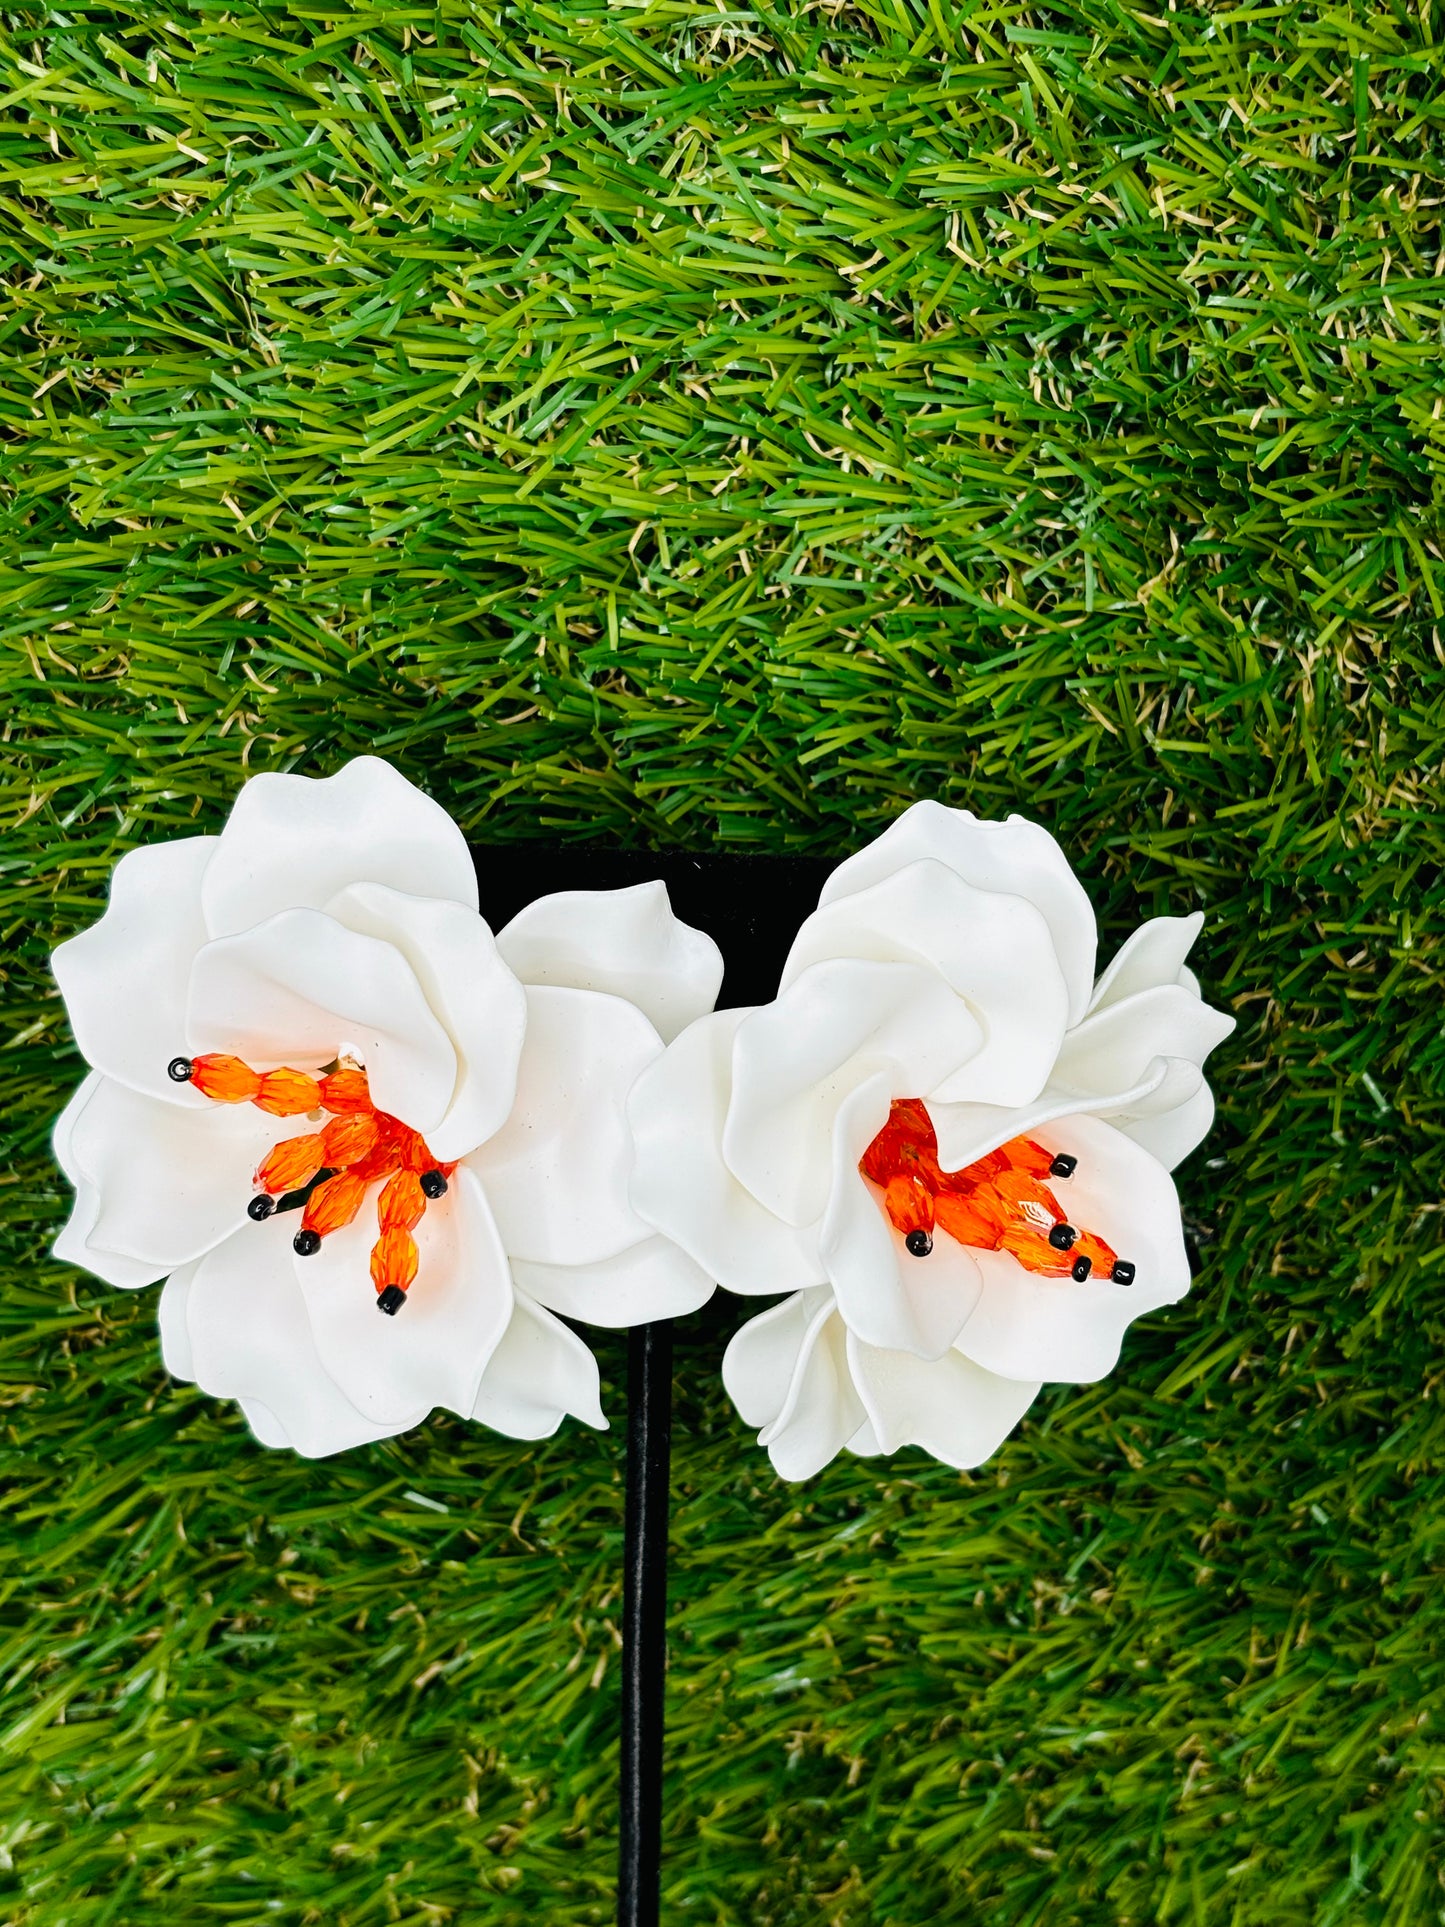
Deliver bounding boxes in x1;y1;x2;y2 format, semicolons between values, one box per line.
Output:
2;2;1442;1922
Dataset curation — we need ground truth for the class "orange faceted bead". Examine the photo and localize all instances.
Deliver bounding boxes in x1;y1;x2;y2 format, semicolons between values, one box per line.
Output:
190;1053;262;1103
319;1111;381;1168
320;1067;372;1114
370;1225;418;1293
254;1066;323;1116
302;1170;368;1237
255;1132;325;1195
883;1173;935;1239
377;1169;425;1234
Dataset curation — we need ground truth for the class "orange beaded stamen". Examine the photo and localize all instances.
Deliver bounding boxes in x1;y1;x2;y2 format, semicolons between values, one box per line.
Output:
167;1051;456;1315
859;1098;1134;1286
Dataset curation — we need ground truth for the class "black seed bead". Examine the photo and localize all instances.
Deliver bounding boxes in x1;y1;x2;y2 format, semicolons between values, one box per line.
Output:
292;1229;321;1257
1111;1259;1137;1287
376;1285;407;1316
1048;1222;1077;1251
419;1169;447;1199
1049;1153;1077;1179
904;1229;933;1258
247;1194;275;1222
1071;1255;1092;1281
168;1057;194;1083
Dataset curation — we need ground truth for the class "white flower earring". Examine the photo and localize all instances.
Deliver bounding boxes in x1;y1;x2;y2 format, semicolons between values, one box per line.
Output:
627;802;1235;1480
50;756;722;1458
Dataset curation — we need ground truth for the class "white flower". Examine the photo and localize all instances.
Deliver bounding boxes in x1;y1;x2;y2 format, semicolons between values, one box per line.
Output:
628;801;1234;1480
51;757;722;1458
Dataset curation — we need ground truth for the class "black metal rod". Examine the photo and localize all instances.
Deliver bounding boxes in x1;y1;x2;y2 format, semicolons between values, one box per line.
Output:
618;1319;673;1927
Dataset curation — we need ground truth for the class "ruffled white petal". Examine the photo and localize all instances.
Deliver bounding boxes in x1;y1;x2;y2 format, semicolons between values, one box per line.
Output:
511;1234;714;1328
53;1074;164;1288
324;883;527;1161
781;859;1069;1109
51;836;218;1103
818;802;1098;1024
627;1008;828;1298
723;959;984;1226
495;882;723;1045
1050;982;1235;1104
724;1289;867;1481
1119;1080;1216;1170
1088;912;1205;1013
953;1114;1190;1384
818;1074;983;1359
200;757;478;939
467;985;660;1266
294;1165;513;1428
174;1222;405;1457
187;909;458;1139
845;1332;1039;1467
471;1289;606;1439
55;1072;298;1277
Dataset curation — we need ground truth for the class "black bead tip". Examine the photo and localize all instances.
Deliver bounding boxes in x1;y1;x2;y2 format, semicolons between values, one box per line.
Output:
1049;1153;1077;1179
376;1285;407;1315
1111;1260;1136;1287
167;1056;194;1083
1048;1222;1077;1251
292;1229;321;1257
1071;1255;1092;1281
247;1194;275;1222
419;1169;447;1199
904;1229;933;1258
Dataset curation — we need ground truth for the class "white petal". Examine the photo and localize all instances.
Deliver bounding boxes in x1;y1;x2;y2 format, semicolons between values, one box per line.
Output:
1051;982;1235;1101
237;1398;292;1449
324;883;527;1161
1119;1080;1216;1170
51;836;218;1102
781;859;1069;1109
755;1296;868;1481
188;909;458;1138
53;1074;164;1288
953;1114;1190;1384
158;1267;195;1378
201;756;477;938
846;1330;1039;1467
1088;912;1205;1013
467;985;659;1265
471;1289;606;1439
627;1008;828;1298
495;881;723;1045
512;1234;714;1328
819;802;1098;1023
818;1074;983;1359
56;1073;298;1276
928;1062;1188;1176
723;958;984;1226
721;1288;829;1427
181;1223;403;1457
295;1165;514;1428
722;1288;866;1480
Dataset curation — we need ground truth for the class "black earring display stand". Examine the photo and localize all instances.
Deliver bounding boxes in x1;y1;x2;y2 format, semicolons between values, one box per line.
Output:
472;844;834;1927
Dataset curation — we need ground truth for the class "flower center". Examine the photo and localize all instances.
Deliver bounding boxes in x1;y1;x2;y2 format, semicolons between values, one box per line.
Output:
859;1098;1134;1286
167;1052;456;1316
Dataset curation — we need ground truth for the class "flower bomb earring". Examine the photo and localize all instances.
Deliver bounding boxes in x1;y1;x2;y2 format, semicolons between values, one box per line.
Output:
628;802;1235;1480
51;757;722;1456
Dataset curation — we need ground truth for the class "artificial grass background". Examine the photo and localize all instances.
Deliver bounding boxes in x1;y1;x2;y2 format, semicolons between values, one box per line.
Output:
1;0;1443;1920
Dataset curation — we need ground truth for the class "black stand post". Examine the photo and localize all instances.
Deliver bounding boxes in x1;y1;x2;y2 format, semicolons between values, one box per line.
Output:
618;1319;673;1927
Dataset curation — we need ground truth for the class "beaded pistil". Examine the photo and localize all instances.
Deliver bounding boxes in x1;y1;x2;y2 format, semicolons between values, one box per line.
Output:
859;1098;1135;1285
168;1053;455;1314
